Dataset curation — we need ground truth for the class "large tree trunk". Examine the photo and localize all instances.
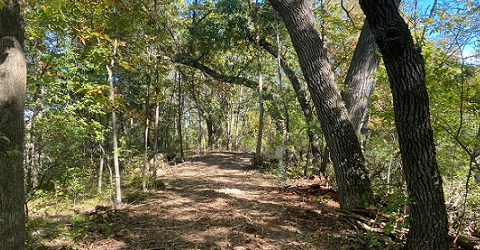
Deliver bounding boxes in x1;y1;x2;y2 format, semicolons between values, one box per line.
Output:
341;21;380;136
360;0;449;249
268;0;373;210
0;1;26;248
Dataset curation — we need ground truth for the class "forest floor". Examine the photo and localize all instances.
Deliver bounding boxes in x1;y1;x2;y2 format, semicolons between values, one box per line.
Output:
29;151;406;249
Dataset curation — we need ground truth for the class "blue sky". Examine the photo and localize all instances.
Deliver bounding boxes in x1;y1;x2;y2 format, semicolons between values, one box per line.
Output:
405;0;479;63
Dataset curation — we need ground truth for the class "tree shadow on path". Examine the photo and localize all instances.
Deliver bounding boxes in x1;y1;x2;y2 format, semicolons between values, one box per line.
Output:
33;151;369;250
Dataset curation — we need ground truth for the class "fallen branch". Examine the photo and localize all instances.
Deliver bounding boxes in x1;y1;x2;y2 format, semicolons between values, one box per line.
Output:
449;229;480;250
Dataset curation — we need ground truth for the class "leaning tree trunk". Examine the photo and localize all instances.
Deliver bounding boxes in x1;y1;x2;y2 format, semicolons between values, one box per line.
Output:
0;1;26;249
268;0;373;210
247;33;323;167
341;21;380;136
360;0;449;249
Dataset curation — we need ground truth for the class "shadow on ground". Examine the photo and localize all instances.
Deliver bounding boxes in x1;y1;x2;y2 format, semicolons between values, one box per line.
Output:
30;151;369;250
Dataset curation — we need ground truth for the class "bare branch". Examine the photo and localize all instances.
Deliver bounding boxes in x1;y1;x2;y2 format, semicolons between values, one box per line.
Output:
340;0;357;30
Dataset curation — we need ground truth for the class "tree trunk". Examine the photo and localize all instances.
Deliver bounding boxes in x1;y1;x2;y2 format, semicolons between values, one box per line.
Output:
226;104;233;151
107;49;122;207
277;24;289;189
268;0;373;209
360;0;449;249
97;143;106;194
152;86;160;185
197;112;203;152
247;33;323;168
205;115;214;149
176;70;184;158
252;0;265;166
234;87;244;151
341;21;380;136
25;84;44;195
0;1;26;248
142;82;150;192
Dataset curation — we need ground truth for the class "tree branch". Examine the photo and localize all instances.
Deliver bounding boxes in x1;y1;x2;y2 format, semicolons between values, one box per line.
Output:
171;53;258;89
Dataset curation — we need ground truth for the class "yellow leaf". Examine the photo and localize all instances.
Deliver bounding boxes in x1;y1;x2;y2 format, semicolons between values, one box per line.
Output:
119;61;137;72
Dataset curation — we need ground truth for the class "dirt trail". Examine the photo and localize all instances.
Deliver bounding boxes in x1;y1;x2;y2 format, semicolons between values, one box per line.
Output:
79;152;366;249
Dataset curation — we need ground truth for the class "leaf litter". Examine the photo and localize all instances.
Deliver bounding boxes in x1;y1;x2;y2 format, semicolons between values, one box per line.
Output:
29;151;394;250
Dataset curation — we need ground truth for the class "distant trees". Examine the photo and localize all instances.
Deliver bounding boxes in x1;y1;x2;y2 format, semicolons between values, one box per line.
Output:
0;0;26;249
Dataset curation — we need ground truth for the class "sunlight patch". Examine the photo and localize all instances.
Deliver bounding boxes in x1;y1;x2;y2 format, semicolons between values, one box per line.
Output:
218;188;243;195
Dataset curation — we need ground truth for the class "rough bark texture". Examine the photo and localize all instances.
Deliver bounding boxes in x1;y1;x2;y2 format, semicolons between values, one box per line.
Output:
359;0;449;249
0;1;26;249
268;0;373;209
341;21;380;136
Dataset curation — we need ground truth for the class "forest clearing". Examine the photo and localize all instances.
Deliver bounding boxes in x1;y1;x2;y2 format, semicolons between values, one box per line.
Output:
0;0;479;249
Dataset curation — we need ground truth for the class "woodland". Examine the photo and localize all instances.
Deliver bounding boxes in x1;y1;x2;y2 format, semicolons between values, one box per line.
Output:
0;0;479;249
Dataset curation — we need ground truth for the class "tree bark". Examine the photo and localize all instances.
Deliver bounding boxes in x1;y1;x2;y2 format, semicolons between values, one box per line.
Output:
359;0;449;249
268;0;373;209
341;21;380;136
0;1;26;248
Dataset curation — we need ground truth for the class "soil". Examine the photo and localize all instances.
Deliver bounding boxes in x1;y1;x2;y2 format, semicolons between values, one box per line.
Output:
31;152;386;250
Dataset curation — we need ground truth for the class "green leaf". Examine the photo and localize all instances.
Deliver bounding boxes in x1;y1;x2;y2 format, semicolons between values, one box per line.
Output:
6;150;21;158
0;135;10;144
